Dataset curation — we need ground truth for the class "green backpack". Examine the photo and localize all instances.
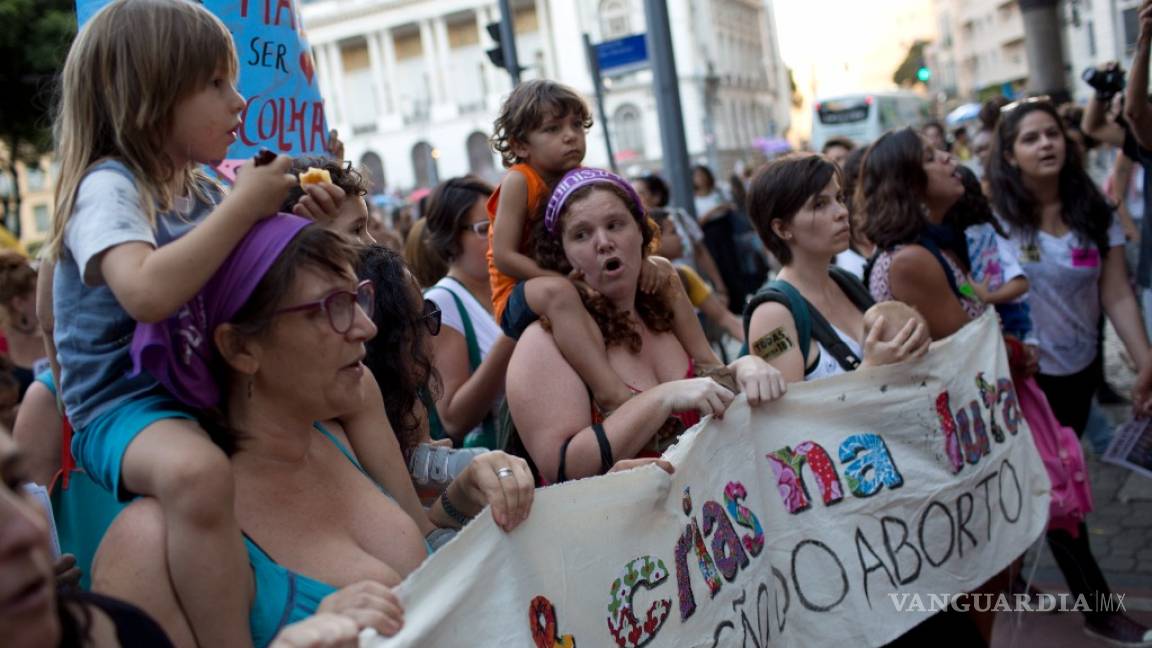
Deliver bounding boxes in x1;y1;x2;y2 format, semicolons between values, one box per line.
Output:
740;266;874;372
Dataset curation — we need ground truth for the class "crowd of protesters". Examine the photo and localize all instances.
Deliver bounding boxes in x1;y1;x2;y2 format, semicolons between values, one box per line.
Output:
5;0;1152;646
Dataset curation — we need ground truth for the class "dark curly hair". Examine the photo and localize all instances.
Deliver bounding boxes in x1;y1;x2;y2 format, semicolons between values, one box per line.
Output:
987;100;1112;253
281;156;370;212
490;80;592;168
943;165;1004;273
746;153;841;266
422;176;495;264
359;245;439;453
532;183;673;353
857;127;929;250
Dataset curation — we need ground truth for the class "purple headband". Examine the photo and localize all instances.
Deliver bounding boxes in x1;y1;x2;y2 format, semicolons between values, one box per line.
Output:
543;167;644;236
130;214;312;409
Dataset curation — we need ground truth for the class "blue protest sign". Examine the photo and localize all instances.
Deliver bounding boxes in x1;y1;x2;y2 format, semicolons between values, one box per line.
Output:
595;33;648;76
75;0;328;181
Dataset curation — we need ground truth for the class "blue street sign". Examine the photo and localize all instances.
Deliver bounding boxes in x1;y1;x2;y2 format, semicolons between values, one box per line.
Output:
595;33;649;76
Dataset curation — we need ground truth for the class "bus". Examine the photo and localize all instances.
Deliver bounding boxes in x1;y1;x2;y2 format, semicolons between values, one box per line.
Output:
810;92;932;152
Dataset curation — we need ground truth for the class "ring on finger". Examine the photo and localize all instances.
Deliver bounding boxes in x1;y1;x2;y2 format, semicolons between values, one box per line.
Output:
496;467;514;479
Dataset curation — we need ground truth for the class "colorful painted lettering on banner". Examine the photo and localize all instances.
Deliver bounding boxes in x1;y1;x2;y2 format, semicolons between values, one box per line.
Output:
75;0;328;181
361;313;1052;648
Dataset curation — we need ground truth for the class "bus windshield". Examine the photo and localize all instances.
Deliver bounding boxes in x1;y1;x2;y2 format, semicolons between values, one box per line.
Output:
817;98;870;125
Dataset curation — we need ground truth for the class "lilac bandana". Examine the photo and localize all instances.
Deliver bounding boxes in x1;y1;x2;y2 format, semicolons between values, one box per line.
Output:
130;214;312;408
543;167;644;236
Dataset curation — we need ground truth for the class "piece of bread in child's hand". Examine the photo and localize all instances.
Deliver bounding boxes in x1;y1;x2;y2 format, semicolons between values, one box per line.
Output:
299;167;332;187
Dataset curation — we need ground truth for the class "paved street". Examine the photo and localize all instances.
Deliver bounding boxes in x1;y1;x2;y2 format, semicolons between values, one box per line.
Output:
991;325;1152;646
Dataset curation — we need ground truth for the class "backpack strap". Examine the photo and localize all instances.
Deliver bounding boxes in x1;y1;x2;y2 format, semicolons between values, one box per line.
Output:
808;267;874;372
916;237;964;299
742;279;813;367
829;266;876;311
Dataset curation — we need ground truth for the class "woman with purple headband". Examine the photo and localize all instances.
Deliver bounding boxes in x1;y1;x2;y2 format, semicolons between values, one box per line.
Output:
91;215;535;646
506;168;787;484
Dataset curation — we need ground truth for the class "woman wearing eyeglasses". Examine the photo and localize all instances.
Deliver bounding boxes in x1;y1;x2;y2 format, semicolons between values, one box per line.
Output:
96;216;535;646
988;98;1152;646
420;177;517;448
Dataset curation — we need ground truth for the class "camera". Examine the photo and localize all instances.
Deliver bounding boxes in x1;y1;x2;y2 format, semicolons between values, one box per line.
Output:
1082;65;1126;98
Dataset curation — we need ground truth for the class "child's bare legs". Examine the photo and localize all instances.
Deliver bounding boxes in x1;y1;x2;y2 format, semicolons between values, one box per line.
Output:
524;277;632;411
120;420;252;648
667;277;722;368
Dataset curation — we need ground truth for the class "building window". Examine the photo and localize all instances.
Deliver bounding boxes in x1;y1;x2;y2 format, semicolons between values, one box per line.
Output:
600;0;631;39
359;152;386;194
613;103;645;160
411;141;439;188
33;204;50;233
25;168;45;192
1124;7;1140;52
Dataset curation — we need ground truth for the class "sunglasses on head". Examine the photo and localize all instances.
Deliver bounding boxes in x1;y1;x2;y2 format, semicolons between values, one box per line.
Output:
999;95;1051;116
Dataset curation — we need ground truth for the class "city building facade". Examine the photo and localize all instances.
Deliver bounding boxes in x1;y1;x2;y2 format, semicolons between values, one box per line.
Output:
299;0;792;192
930;0;1145;103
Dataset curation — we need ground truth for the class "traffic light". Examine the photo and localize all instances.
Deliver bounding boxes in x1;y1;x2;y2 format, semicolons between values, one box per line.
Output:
485;22;524;75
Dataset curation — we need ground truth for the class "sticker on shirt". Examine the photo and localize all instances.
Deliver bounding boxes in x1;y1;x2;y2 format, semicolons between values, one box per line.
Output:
1019;243;1041;264
1071;247;1100;268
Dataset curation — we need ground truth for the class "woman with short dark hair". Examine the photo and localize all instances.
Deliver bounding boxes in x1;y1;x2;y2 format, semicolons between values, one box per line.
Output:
743;153;928;383
418;177;515;448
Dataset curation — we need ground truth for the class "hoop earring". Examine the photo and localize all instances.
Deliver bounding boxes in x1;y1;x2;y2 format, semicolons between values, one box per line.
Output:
247;379;254;400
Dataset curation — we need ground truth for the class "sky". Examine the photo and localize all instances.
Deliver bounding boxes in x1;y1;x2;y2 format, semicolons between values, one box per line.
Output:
771;0;937;139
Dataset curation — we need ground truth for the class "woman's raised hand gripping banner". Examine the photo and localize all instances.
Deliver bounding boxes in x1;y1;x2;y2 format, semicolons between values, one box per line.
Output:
75;0;328;182
373;311;1052;648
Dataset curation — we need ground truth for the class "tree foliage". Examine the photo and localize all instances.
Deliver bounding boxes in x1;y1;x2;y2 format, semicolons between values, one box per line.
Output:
0;0;75;236
893;39;930;88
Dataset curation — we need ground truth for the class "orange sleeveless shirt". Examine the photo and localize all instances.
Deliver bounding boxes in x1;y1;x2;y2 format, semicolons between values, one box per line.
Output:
486;163;551;323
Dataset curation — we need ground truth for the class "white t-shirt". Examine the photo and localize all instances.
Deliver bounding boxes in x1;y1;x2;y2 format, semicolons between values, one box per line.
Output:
834;249;868;280
805;324;863;382
1005;216;1125;376
425;277;504;439
693;190;727;223
426;277;501;357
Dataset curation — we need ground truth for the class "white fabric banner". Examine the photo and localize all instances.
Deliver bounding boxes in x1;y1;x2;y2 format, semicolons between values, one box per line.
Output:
374;311;1051;647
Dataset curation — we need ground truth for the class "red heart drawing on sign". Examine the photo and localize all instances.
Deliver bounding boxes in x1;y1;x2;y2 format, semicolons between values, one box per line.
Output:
300;51;315;85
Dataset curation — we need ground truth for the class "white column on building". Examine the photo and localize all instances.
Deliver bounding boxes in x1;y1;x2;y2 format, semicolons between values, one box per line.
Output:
419;19;443;105
535;0;558;80
366;31;390;117
432;16;452;104
323;43;349;130
312;43;339;126
379;28;399;115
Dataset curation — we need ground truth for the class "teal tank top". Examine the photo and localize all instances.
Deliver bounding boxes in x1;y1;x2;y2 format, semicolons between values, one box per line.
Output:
245;423;432;647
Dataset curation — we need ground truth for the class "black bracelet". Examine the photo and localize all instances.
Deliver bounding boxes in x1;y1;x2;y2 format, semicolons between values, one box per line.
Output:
439;490;474;527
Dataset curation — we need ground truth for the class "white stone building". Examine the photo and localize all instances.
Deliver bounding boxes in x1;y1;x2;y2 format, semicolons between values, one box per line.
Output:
298;0;791;192
930;0;1145;103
